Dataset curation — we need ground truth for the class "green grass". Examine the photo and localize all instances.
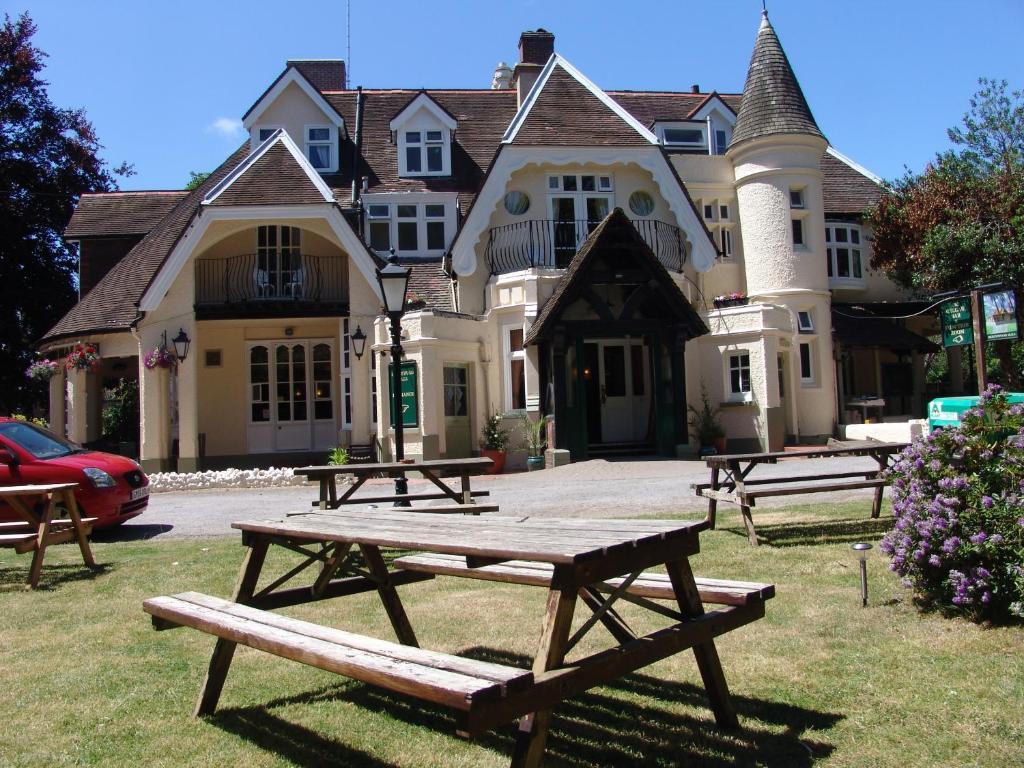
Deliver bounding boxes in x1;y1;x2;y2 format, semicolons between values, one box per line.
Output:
1;503;1022;767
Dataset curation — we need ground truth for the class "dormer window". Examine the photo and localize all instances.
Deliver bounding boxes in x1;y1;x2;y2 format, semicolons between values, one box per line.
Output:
657;123;707;149
391;93;457;178
403;130;446;174
305;125;337;172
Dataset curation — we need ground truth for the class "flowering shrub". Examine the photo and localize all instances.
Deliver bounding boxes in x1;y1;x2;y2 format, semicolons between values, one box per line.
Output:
65;343;100;372
882;386;1024;621
25;358;59;382
144;345;176;370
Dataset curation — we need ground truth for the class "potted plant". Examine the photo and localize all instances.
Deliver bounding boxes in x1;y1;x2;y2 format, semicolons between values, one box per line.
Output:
520;413;547;472
65;343;100;373
688;387;726;455
479;411;510;474
713;291;749;309
25;358;59;382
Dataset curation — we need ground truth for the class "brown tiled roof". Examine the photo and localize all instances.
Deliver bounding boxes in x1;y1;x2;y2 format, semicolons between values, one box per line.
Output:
42;145;251;342
609;91;742;127
64;191;188;239
526;208;707;344
209;142;329;206
511;66;650;147
731;13;823;148
821;152;884;215
406;262;454;312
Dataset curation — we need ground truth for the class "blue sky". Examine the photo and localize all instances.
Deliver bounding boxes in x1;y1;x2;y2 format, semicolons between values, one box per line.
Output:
11;0;1023;190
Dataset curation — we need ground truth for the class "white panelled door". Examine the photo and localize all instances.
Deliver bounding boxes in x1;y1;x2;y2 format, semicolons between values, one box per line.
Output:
597;339;650;444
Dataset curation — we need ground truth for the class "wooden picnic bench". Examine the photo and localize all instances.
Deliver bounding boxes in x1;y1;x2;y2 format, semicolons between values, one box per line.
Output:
692;441;908;546
295;457;493;510
0;482;97;588
143;509;773;768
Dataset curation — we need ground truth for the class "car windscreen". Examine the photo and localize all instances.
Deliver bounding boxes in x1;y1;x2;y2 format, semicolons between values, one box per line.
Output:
0;421;80;460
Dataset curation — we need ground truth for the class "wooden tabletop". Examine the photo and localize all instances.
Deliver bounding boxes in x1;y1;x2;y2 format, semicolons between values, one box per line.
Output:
296;457;493;477
0;483;78;496
704;441;908;466
233;510;703;566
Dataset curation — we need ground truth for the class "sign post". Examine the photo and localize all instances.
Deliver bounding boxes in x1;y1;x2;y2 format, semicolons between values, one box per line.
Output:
388;360;419;429
970;289;988;392
938;296;974;347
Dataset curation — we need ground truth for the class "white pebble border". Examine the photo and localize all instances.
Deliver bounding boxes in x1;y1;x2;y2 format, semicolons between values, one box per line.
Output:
147;467;314;493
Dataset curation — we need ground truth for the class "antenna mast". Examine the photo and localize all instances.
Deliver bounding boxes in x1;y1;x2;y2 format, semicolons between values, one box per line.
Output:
346;0;352;85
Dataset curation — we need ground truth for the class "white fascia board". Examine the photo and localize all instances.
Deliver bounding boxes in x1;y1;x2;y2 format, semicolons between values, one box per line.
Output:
448;146;717;277
691;95;737;125
242;67;344;131
202;130;335;205
826;146;884;185
389;92;457;131
502;54;658;145
138;204;383;311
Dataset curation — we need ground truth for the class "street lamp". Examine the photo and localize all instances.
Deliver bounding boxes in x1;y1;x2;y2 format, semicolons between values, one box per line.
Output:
376;253;411;505
851;542;873;607
351;325;367;360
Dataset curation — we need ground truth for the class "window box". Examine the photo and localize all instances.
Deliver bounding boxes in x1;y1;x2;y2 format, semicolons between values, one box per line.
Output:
713;296;749;309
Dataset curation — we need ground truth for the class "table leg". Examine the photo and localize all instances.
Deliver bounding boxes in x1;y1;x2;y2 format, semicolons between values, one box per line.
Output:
62;489;96;568
358;544;418;647
706;467;720;529
318;478;329;510
27;494;56;589
194;538;269;716
462;470;472;506
732;461;759;547
870;452;886;519
510;582;578;768
666;558;739;730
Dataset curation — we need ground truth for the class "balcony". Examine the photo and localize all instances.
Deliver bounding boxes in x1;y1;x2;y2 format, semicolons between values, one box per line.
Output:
194;254;348;320
485;218;689;275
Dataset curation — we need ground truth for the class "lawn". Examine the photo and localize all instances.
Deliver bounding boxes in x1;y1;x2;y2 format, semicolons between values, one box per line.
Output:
1;503;1021;767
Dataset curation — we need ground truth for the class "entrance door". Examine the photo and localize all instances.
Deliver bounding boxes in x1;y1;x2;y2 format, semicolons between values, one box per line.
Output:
443;364;471;458
550;194;612;267
778;353;794;442
272;343;311;451
597;339;651;444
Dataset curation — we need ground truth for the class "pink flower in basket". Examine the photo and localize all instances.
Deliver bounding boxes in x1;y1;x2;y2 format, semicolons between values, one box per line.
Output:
26;358;60;382
144;345;177;370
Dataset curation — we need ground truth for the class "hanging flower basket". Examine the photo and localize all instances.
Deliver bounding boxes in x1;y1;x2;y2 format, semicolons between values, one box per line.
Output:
144;345;177;370
26;358;60;382
65;343;100;373
713;292;749;309
405;291;427;310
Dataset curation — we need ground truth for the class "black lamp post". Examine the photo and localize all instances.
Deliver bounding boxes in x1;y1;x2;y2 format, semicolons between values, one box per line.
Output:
172;328;191;363
375;253;411;505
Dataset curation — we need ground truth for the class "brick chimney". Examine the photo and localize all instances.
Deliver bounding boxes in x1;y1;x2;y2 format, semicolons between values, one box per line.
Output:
287;59;347;90
512;29;554;106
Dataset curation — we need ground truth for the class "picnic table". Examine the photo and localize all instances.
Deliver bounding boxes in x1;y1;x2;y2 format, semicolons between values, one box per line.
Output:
0;482;96;588
296;457;493;509
144;509;774;768
693;441;908;546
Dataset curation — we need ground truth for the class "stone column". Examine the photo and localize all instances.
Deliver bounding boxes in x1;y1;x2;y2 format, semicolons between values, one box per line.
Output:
139;361;171;473
48;368;66;437
176;336;200;472
66;367;89;444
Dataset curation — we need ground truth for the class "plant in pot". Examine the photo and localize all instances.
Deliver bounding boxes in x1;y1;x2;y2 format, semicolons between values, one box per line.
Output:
480;412;510;474
520;413;547;472
688;387;726;456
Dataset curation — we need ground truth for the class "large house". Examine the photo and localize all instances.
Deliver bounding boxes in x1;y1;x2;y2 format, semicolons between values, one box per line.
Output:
44;12;938;473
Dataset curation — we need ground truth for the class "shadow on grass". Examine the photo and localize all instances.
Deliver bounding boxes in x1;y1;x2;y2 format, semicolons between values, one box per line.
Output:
0;561;111;591
210;647;841;767
92;523;174;542
722;517;892;548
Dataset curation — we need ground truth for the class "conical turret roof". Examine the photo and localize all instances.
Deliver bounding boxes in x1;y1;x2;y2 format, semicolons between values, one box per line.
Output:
731;11;824;148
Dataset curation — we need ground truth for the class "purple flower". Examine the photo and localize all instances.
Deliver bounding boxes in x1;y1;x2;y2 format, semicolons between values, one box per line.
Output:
928;554;942;567
970;532;987;545
982;495;995;509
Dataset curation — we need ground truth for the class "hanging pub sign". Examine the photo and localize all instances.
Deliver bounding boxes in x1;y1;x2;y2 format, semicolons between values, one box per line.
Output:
981;288;1020;342
388;360;419;428
939;296;974;347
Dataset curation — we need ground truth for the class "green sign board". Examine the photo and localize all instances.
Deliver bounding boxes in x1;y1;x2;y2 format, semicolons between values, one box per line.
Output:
939;297;974;347
388;360;419;428
981;289;1020;342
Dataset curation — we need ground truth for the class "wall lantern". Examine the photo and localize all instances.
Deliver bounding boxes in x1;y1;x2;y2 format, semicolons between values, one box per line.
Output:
351;325;367;360
172;328;191;363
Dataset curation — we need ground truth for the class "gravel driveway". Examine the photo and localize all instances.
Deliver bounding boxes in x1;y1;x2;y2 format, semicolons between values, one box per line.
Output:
95;455;888;541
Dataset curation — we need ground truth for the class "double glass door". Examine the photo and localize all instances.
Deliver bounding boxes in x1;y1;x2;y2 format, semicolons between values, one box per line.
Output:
550;194;611;267
592;339;650;444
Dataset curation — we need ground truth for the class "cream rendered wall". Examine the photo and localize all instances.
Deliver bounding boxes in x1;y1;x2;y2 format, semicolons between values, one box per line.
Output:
251;81;341;156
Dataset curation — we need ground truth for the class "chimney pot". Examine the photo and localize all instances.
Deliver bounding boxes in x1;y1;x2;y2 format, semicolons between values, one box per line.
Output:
492;61;513;90
691;84;700;94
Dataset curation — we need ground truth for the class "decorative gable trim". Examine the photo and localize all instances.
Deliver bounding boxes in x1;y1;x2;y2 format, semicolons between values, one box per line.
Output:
242;66;345;130
389;91;458;131
689;93;737;122
502;54;658;145
826;146;883;185
202;129;335;206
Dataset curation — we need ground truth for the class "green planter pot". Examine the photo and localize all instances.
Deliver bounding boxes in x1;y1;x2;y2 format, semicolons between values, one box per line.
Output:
525;455;545;472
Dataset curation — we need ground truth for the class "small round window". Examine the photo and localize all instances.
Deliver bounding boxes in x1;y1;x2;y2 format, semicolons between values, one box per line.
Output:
628;190;655;216
503;191;530;216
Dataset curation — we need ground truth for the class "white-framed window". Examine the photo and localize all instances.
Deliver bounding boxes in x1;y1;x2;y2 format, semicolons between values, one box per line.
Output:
826;223;865;284
714;128;729;155
799;341;816;384
727;352;752;400
547;174;613;193
699;197;737;262
248;340;334;424
792;219;805;247
398;127;451;177
362;194;457;256
370;349;378;427
304;124;337;172
655;121;708;150
503;325;526;412
720;228;733;258
367;204;391;251
256;125;284;143
340;319;352;429
790;186;809;250
790;188;805;209
797;310;814;333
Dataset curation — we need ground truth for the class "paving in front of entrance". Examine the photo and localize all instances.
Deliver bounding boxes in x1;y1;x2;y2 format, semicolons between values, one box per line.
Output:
95;455;888;541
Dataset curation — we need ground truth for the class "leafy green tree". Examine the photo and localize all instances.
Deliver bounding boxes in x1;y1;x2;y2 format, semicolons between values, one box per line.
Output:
0;12;130;413
185;170;210;190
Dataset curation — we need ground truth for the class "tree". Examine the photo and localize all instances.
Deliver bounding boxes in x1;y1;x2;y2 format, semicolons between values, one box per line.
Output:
185;170;210;190
866;78;1024;385
0;13;129;414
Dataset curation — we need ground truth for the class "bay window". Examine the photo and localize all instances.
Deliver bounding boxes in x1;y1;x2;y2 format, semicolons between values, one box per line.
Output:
826;223;865;284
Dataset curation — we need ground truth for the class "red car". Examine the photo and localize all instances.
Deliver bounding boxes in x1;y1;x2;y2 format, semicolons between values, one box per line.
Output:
0;417;149;529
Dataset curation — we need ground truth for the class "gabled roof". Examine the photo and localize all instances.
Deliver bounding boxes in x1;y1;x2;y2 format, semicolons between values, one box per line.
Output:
64;191;188;239
526;208;708;345
504;55;657;146
203;130;335;206
822;147;885;215
389;91;458;131
242;65;345;130
689;92;737;121
608;92;742;127
731;11;823;148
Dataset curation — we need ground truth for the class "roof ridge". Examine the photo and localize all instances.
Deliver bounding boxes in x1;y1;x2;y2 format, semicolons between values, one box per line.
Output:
80;190;187;196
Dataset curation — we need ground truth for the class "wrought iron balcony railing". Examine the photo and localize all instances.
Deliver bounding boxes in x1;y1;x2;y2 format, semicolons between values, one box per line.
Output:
195;253;348;308
485;218;689;275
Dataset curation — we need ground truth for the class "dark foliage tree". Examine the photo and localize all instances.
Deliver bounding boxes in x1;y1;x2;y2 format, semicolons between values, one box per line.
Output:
0;12;129;414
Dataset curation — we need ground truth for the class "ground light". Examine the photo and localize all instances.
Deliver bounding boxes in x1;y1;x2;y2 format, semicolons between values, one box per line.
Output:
851;542;872;606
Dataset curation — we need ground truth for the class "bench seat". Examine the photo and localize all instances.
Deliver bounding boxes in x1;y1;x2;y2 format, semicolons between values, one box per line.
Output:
0;517;98;531
312;490;490;508
393;553;774;606
143;591;533;712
